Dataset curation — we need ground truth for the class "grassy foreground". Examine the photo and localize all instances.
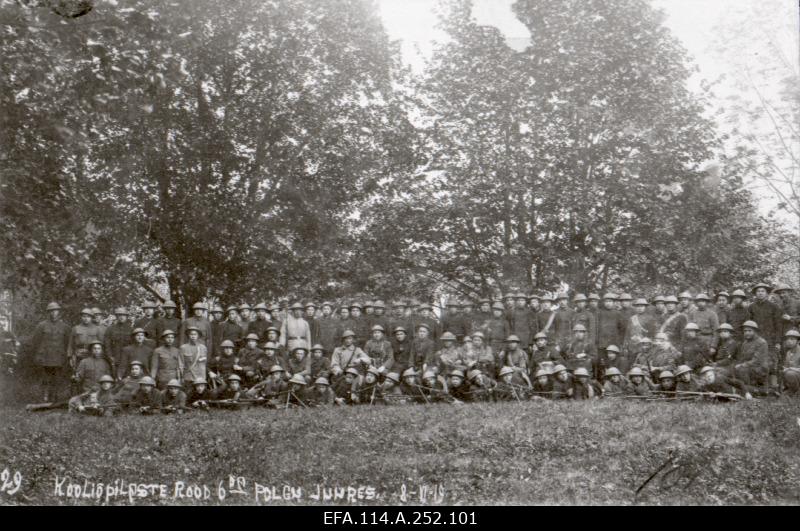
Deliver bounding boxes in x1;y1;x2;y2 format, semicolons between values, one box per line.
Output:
0;399;798;505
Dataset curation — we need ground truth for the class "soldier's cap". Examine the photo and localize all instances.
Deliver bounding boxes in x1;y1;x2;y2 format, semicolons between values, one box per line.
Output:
448;369;465;379
633;298;649;306
639;337;653;344
555;292;569;300
402;367;417;378
310;344;325;353
211;306;224;314
98;375;115;384
373;300;386;309
461;299;475;307
606;345;620;353
91;307;103;315
678;291;693;300
393;326;407;335
46;302;61;311
539;294;554;302
699;366;715;375
694;293;711;302
716;292;730;300
573;368;590;378
664;296;679;304
773;283;793;293
266;326;280;334
341;329;355;339
384;372;401;384
417;323;431;332
498;366;515;377
349;301;363;310
227;374;241;382
654;333;669;341
445;299;460;308
139;376;156;386
785;330;800;338
416;303;431;311
674;365;692;377
224;305;239;314
573;294;588;302
161;329;176;338
422;370;437;380
471;331;485;339
290;302;304;310
602;293;618;301
604;367;622;378
279;297;290;303
131;327;146;336
80;308;93;316
162;300;177;309
220;340;236;348
192;302;207;310
253;303;268;311
142;301;157;309
627;367;645;377
502;292;515;300
619;293;633;301
659;371;675;380
363;300;374;308
440;331;456;341
371;324;385;332
491;302;505;311
741;320;759;330
534;332;548;340
345;367;360;377
289;374;307;385
366;366;382;378
314;377;330;386
534;369;550;378
264;342;280;351
244;333;259;341
88;340;103;349
684;323;700;331
505;335;521;343
552;364;567;374
238;303;252;311
717;323;734;332
730;289;747;299
587;294;600;301
291;345;308;354
193;378;207;386
751;283;771;294
466;369;483;381
319;301;334;308
653;295;665;303
572;324;586;332
166;379;182;388
268;364;285;374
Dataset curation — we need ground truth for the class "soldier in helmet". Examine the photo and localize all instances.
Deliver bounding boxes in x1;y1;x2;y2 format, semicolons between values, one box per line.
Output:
601;367;628;396
773;284;799;337
747;284;782;388
412;323;437;373
215;373;244;405
256;341;284;378
315;302;340;354
530;331;561;372
237;334;263;385
69;374;118;416
600;345;623;377
364;325;394;372
414;303;440;344
379;372;409;404
285;344;311;381
306;377;335;407
509;292;537;352
150;329;183;389
68;308;105;367
571;294;596;345
648;333;683;380
161;379;187;414
331;330;371;379
131;376;162;414
154;301;181;342
732;320;772;394
248;303;273;343
485;302;511;355
534;295;556;345
687;293;719;355
215;306;244;357
572;367;599;400
674;365;702;392
446;369;470;402
399;367;429;404
357;366;383;404
698;366;752;399
104;307;133;379
119;328;154;378
712;323;739;369
114;360;146;403
390;326;416;375
531;368;553;397
727;290;749;341
494;366;524;401
782;329;800;395
596;294;626;356
420;370;449;402
564;323;597;374
551;293;573;352
333;367;361;405
681;323;711;370
309;344;331;382
499;335;529;384
659;296;688;347
348;302;371;347
677;291;694;314
626;367;653;396
180;326;208;390
440;299;468;344
651;296;667;326
714;292;730;326
466;331;495;378
246;365;288;404
653;370;677;395
91;308;107;342
387;301;411;341
623;298;658;367
209;339;240;383
180;302;213;349
73;340;112;393
550;365;573;399
133;302;159;341
186;378;216;409
463;368;495;402
280;302;312;354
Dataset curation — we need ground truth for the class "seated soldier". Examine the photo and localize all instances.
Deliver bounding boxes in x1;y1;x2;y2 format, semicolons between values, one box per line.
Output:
114;360;146;403
309;344;332;381
210;340;240;383
468;332;496;378
246;365;288;405
783;330;800;395
626;367;654;396
653;370;677;395
420;370;449;402
494;366;524;401
130;376;162;414
73;340;112;393
465;368;495;402
256;342;285;379
699;366;752;400
306;377;335;406
565;325;597;371
68;375;118;416
674;365;702;392
285;344;311;381
681;323;710;370
648;333;684;379
601;345;623;376
550;364;573;399
530;332;562;371
532;368;554;398
186;378;217;410
161;379;187;414
333;367;361;405
446;369;470;402
632;337;654;368
435;332;464;376
501;335;530;386
602;367;628;396
572;367;599;400
286;374;309;407
390;327;416;375
413;324;437;374
331;330;371;380
380;372;409;405
713;323;739;369
358;366;383;404
400;367;428;403
364;325;394;372
238;334;263;386
733;321;772;395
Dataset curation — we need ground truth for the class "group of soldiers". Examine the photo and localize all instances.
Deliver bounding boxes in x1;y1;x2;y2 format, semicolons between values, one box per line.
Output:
18;281;800;414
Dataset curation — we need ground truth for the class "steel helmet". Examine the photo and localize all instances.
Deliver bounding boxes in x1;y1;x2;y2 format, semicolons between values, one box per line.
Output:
166;379;182;388
604;367;622;378
573;368;590;378
220;340;236;349
499;366;515;377
98;375;115;384
139;376;156;386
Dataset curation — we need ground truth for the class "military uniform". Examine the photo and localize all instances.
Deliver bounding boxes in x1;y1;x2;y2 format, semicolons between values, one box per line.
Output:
280;315;312;353
151;344;183;389
119;342;154;379
687;308;719;350
510;308;537;349
435;345;464;375
552;308;573;351
734;334;771;388
30;316;71;400
216;319;245;355
412;336;436;373
747;299;782;347
247;318;273;344
727;303;749;341
180;342;208;388
316;316;341;355
74;356;112;393
68;323;105;363
659;310;688;346
713;337;740;367
331;344;370;374
180;316;213;349
571;310;596;345
390;335;416;374
596;308;626;351
681;337;711;370
484;315;511;354
104;320;132;372
783;344;800;393
364;338;394;370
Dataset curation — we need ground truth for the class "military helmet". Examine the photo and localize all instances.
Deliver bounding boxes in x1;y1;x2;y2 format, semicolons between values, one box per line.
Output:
534;332;548;340
505;334;521;343
751;282;771;294
219;340;235;349
46;302;61;311
371;324;385;332
466;369;482;381
730;289;747;298
773;283;793;294
717;323;734;333
288;374;307;385
253;303;268;311
573;367;590;378
345;367;360;378
674;365;692;377
92;307;103;315
659;371;675;380
131;327;146;336
499;366;515;377
440;331;457;341
393;326;406;334
534;369;550;378
556;292;569;300
448;369;465;379
130;360;145;368
664;295;679;304
573;294;588;302
539;294;554;303
716;291;730;300
684;323;700;331
417;323;431;332
402;367;417;378
87;340;103;349
606;344;620;353
639;337;653;344
349;301;363;310
162;300;177;309
373;300;386;309
678;291;693;300
192;302;207;310
367;366;382;378
227;374;241;382
314;377;330;386
501;292;515;301
211;305;224;314
225;305;238;314
245;333;260;341
363;300;374;308
287;302;301;311
385;372;401;384
527;294;540;301
80;308;93;316
694;293;711;302
166;379;182;388
264;341;280;351
418;303;433;311
587;294;600;301
652;295;665;304
627;367;645;377
571;324;586;332
392;300;406;308
98;375;115;384
114;306;129;315
742;320;759;330
699;366;715;375
193;378;207;386
304;301;317;309
604;367;622;378
552;364;567;374
139;376;156;386
633;298;649;306
491;302;505;311
320;301;334;309
311;344;325;352
422;370;437;380
619;293;633;301
291;344;308;354
785;330;800;338
268;364;284;374
654;332;669;341
142;301;157;309
266;326;280;334
341;329;355;338
602;293;617;301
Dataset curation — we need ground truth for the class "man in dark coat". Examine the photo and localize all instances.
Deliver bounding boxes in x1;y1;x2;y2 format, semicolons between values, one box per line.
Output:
30;302;71;401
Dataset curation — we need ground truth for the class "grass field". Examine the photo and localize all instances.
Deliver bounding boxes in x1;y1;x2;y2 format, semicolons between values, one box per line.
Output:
1;399;799;505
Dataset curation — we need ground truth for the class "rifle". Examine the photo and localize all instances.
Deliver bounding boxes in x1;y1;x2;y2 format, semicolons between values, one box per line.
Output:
26;400;70;412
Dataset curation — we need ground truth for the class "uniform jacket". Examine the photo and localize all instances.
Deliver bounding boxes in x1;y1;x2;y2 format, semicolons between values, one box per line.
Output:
681;337;710;370
727;304;749;341
596;308;626;349
150;345;183;387
30;319;71;367
364;338;394;369
180;317;213;348
119;343;154;378
104;321;133;368
510;308;537;347
69;323;105;360
75;357;112;393
747;299;782;346
331;345;370;372
247;319;273;344
316;316;341;354
390;336;416;371
180;343;208;384
737;335;771;376
687;308;719;343
713;338;739;367
659;311;688;346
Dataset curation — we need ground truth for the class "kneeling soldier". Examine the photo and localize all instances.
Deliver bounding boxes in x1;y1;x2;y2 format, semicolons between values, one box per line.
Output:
161;379;187;414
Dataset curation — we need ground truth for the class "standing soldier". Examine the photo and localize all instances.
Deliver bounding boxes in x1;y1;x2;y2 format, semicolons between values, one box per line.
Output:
475;299;493;336
677;291;694;315
774;284;799;342
571;294;596;346
91;308;107;342
660;296;688;347
317;302;340;355
73;341;112;393
390;326;416;375
651;296;667;326
134;301;159;341
350;302;371;347
280;302;312;354
119;328;154;378
534;295;556;347
687;293;719;357
618;293;635;322
747;283;782;389
104;307;132;377
269;303;283;334
460;299;478;338
218;306;245;354
370;300;391;334
387;301;410;340
364;300;374;319
727;290;749;341
596;294;626;356
563;325;596;373
239;303;254;325
150;329;183;390
416;303;440;344
714;292;730;325
248;303;273;343
209;305;225;348
155;301;181;341
623;299;658;369
510;293;536;352
305;302;320;345
485;302;510;355
68;308;104;366
502;292;515;313
527;294;541;315
180;326;208;390
440;300;468;344
180;302;213;350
